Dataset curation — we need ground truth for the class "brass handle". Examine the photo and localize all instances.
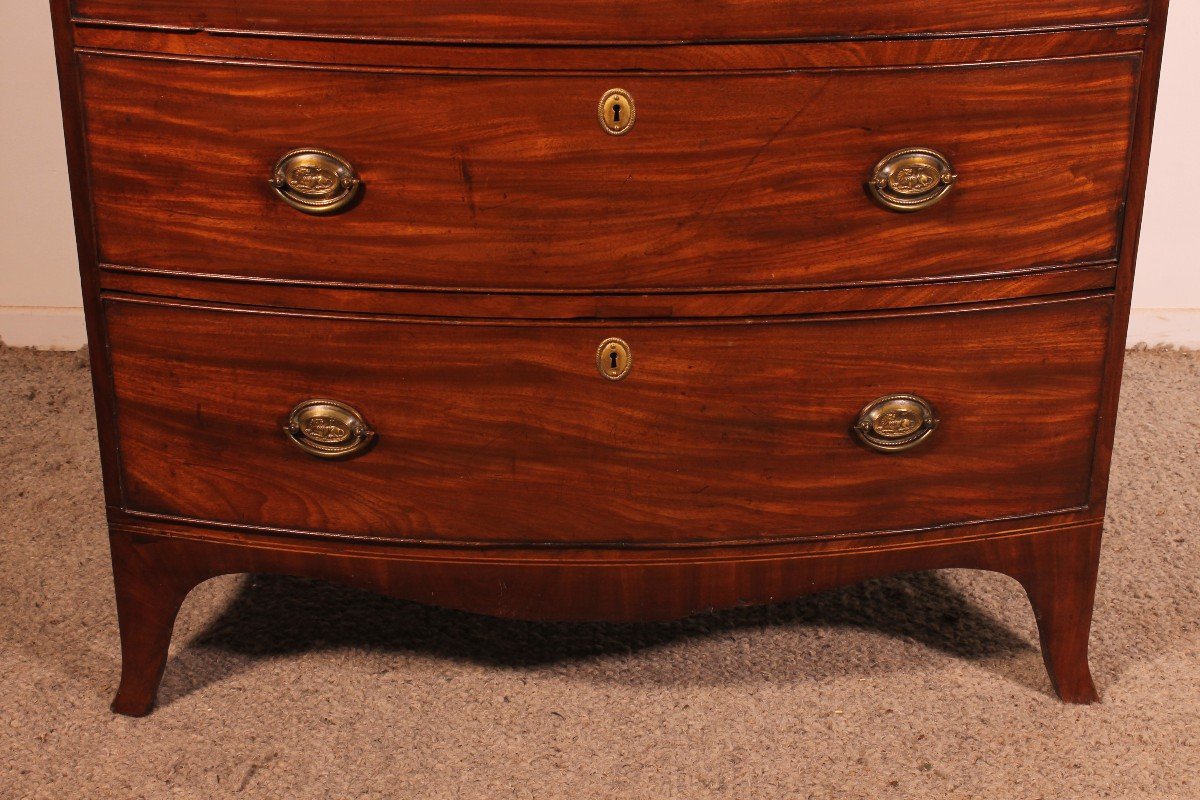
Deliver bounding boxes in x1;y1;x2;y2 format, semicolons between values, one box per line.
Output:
854;394;939;453
869;147;956;212
285;399;375;459
270;148;361;214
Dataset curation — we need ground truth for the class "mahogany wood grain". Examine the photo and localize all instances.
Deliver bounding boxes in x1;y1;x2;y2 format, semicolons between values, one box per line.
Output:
105;294;1110;546
47;0;1172;715
48;0;125;509
82;54;1132;296
72;26;1147;72
71;0;1148;44
1018;525;1102;703
98;263;1118;320
1088;0;1172;512
80;52;1137;293
107;518;1103;715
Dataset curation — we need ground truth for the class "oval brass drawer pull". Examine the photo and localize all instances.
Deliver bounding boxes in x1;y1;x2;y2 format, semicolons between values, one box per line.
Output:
285;399;375;458
270;148;361;214
869;147;956;212
854;393;939;453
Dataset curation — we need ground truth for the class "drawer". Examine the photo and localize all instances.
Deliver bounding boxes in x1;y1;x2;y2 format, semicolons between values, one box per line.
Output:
105;294;1109;545
82;54;1137;294
72;0;1149;43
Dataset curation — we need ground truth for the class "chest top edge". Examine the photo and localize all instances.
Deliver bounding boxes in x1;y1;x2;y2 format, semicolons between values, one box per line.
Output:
66;0;1156;48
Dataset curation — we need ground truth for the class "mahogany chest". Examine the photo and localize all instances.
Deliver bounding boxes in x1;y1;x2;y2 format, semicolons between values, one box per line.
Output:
49;0;1170;714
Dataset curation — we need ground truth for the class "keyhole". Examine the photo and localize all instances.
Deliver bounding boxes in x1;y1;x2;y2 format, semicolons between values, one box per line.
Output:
599;90;634;136
597;338;631;379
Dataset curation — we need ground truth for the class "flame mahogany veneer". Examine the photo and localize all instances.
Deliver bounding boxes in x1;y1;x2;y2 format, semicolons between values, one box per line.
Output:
80;54;1138;292
48;0;1170;715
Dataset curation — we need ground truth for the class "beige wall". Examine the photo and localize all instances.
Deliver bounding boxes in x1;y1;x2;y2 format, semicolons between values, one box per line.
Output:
1129;2;1200;346
1;2;83;347
3;6;1197;348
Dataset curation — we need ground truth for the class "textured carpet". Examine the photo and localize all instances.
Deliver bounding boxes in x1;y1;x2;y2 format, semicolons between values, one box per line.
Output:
1;344;1197;799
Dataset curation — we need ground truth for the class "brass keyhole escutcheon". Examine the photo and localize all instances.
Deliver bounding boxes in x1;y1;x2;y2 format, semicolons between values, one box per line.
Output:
598;89;636;136
596;338;633;380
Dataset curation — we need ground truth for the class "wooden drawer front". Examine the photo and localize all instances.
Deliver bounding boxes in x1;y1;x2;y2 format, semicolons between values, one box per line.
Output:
72;0;1148;43
82;54;1137;293
106;295;1109;545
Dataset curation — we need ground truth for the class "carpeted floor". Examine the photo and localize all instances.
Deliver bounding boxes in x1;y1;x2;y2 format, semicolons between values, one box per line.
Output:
0;344;1197;799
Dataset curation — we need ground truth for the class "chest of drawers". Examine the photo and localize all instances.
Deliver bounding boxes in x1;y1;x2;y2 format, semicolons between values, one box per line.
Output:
50;0;1170;715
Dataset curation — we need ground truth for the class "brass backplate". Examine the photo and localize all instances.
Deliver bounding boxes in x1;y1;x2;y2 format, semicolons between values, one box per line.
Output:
853;393;939;453
285;398;375;458
598;89;636;135
270;148;361;215
869;147;956;213
596;338;633;380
